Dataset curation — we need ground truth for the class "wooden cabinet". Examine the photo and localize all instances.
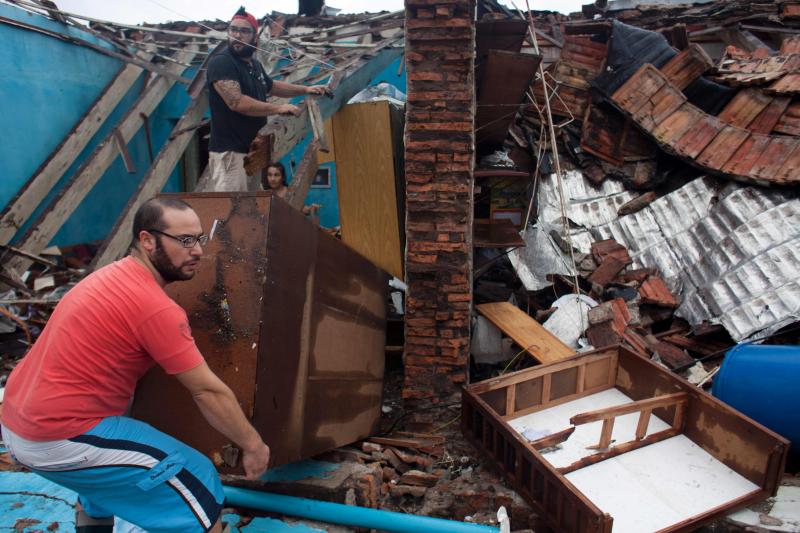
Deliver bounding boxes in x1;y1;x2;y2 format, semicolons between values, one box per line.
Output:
132;192;388;470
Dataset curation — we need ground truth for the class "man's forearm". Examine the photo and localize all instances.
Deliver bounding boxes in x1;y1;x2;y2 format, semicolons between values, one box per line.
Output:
271;80;310;98
232;94;296;117
192;386;262;452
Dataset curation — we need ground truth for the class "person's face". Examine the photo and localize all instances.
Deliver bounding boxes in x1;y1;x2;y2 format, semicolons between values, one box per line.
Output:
145;208;204;283
228;21;256;58
266;166;284;190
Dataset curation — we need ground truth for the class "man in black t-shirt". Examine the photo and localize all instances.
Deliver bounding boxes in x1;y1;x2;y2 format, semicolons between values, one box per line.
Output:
207;8;326;191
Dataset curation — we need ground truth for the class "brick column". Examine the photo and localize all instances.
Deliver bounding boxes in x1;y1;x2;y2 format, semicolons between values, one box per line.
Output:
403;0;476;421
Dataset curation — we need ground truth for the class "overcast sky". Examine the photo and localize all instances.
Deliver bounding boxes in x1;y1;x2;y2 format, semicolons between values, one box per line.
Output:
54;0;586;25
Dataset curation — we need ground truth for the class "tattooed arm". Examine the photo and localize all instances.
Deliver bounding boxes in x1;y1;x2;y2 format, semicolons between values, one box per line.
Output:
213;80;300;116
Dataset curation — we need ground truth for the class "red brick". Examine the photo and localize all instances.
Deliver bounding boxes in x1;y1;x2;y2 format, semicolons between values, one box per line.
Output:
447;292;471;302
409;71;445;81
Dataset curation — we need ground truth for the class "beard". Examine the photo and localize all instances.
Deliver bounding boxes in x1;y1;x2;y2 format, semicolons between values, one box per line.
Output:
230;41;256;58
150;238;195;282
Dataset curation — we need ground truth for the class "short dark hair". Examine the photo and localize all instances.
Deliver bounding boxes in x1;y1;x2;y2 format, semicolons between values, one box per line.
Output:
130;197;193;250
264;162;288;188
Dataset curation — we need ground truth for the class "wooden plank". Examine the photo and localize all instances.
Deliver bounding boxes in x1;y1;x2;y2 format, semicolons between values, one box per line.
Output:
476;49;542;147
717;89;773;128
612;64;668;116
748;96;791;134
672;112;726;158
10;47;198;274
258;45;403;171
530;427;576;450
696;125;751;169
774;143;800;184
476;302;576;364
570;392;688;425
467;350;616;395
593;418;615;449
331;101;403;278
0;58;147;245
506;384;516;418
285;139;321;211
659;43;713;90
651;103;698;145
751;137;798;181
647;83;687;129
558;428;681;475
721;133;771;176
635;409;652;440
89;91;209;269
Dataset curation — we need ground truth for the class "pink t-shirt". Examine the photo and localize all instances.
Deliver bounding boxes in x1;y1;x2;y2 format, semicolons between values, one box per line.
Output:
2;256;204;441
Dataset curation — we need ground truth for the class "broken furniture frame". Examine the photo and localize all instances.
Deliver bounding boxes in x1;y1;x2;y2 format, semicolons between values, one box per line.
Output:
462;346;789;533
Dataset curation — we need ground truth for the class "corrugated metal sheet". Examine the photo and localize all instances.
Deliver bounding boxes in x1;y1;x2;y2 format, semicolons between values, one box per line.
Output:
588;178;799;340
531;169;800;340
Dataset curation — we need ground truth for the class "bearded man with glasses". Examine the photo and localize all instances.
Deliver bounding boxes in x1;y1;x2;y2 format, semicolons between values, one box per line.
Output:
207;7;326;191
1;197;270;533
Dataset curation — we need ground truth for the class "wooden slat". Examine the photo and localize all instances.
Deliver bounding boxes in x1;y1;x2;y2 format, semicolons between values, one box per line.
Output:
476;302;576;364
558;428;681;475
530;427;576;450
10;46;198;274
751;136;798;181
506;383;516;417
331;101;403;278
467;350;615;395
652;103;698;145
261;45;403;171
775;143;800;184
660;43;712;90
695;125;751;169
717;89;773;128
748;96;791;133
89;91;209;269
721;133;771;176
612;64;668;116
636;409;652;440
284;139;321;211
672;112;725;158
0;56;148;245
570;392;688;425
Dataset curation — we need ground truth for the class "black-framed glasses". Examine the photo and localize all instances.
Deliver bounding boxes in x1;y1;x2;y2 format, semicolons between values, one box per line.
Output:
227;25;254;35
147;229;208;248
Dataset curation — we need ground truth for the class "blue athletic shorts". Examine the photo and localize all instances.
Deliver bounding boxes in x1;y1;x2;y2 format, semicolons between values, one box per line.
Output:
2;416;224;532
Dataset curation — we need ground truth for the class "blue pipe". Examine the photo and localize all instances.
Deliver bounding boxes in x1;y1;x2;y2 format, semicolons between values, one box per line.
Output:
223;485;500;533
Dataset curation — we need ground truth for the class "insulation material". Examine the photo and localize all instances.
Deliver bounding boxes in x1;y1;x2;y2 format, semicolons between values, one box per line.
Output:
542;294;598;349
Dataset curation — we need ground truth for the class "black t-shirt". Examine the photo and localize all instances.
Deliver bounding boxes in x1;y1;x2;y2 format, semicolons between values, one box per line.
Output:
207;48;274;153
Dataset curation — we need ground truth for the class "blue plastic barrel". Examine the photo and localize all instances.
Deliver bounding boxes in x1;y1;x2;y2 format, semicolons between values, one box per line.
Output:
712;344;800;452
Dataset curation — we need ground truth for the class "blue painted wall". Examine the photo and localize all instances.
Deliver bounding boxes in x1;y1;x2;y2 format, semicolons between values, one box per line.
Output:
280;53;407;229
1;3;408;244
0;3;188;247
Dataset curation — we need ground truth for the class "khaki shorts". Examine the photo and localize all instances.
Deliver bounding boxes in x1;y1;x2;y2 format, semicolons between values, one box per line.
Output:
208;151;262;192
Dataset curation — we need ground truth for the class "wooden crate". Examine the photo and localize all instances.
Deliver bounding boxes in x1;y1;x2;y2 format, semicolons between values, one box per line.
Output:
462;346;789;533
132;192;389;471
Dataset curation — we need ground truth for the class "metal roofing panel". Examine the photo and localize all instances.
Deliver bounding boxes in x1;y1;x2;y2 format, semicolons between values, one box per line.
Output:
534;171;799;340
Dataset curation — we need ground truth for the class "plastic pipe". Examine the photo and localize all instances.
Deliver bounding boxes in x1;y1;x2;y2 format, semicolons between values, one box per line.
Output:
223;485;500;533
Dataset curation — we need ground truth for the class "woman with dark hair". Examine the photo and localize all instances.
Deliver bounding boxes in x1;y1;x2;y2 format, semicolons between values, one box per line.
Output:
262;162;320;216
263;162;289;198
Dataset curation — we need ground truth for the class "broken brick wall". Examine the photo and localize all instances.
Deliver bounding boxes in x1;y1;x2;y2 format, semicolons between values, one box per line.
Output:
403;0;476;421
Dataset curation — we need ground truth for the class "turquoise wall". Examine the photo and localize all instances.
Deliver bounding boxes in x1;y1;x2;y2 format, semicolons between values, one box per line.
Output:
0;3;187;248
1;2;408;244
279;54;407;229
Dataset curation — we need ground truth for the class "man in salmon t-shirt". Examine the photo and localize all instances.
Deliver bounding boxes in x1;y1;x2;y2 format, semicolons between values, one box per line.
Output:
1;197;268;533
